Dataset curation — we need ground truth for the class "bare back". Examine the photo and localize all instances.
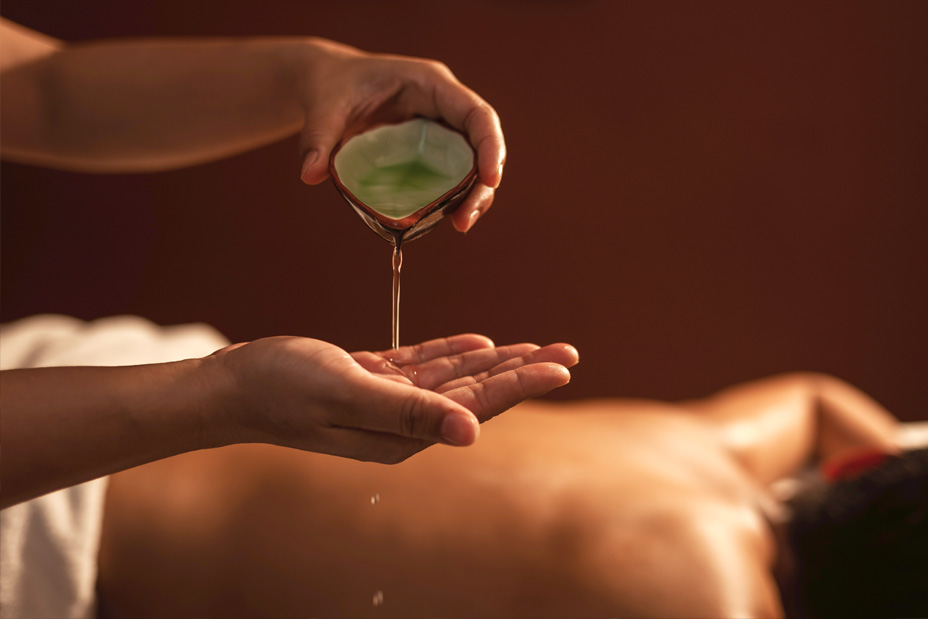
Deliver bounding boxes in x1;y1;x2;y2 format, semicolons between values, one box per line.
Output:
99;399;784;618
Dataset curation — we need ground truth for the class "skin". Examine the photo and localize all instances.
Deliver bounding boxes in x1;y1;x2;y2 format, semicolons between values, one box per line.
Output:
1;335;578;508
0;19;570;508
97;372;902;618
0;18;504;231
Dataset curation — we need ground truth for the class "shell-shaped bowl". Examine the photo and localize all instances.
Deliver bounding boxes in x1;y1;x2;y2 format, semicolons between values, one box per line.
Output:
330;118;478;243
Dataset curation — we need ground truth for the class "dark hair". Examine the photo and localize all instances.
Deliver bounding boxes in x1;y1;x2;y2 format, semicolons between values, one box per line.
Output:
785;447;928;619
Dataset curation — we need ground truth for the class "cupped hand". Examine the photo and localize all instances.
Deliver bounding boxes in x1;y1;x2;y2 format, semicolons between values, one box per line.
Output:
295;38;505;233
212;334;577;464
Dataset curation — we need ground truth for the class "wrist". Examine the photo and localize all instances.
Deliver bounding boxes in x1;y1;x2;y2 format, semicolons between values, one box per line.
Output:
194;351;246;450
278;35;363;101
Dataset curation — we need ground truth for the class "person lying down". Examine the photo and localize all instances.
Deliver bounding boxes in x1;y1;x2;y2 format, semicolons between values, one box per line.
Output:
97;372;928;619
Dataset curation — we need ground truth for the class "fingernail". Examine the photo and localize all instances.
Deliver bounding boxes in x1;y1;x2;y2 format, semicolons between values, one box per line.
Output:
463;209;480;233
494;163;504;188
441;412;478;446
301;151;319;182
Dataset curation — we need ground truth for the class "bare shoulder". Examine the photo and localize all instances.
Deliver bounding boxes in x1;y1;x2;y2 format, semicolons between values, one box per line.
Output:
490;405;786;617
0;18;62;72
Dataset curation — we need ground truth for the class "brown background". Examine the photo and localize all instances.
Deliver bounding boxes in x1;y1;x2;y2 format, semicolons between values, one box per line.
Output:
2;1;926;420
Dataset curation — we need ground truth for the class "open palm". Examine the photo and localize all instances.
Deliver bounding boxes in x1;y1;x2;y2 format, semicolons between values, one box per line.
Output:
217;333;577;463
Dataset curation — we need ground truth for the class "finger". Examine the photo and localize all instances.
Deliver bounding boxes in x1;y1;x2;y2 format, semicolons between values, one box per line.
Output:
443;362;572;422
431;82;506;189
437;343;580;393
299;104;349;185
485;343;579;376
350;334;501;387
400;62;505;189
450;183;496;233
381;333;495;365
338;371;480;446
410;343;540;390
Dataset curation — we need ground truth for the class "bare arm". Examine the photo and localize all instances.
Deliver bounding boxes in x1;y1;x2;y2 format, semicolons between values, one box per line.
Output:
0;18;304;171
0;335;577;508
0;18;504;230
687;372;900;485
0;359;219;508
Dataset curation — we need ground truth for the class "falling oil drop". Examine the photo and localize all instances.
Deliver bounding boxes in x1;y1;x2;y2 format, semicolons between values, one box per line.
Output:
370;493;380;505
373;590;384;607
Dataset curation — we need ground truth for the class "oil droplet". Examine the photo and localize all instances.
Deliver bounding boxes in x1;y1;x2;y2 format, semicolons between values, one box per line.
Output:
373;590;384;607
370;493;380;505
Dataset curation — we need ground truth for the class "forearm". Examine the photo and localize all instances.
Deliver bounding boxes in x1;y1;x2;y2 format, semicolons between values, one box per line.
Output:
1;36;315;171
0;358;231;508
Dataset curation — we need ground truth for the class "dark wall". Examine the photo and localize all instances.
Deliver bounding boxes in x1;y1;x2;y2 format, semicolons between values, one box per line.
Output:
2;1;926;420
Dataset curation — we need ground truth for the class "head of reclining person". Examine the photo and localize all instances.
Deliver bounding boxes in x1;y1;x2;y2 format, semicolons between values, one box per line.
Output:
776;447;928;619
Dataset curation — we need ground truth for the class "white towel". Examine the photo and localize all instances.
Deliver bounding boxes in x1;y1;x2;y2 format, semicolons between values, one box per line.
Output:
0;315;229;619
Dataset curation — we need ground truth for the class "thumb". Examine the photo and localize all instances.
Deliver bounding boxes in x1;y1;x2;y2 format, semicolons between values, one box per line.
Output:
355;378;481;446
299;107;348;185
